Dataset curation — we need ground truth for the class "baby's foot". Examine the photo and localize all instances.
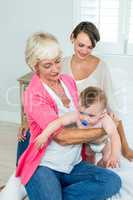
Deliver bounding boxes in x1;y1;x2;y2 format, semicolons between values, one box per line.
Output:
97;158;106;168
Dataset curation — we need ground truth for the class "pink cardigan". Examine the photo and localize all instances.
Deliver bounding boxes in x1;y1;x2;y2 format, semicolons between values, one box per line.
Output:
16;73;86;185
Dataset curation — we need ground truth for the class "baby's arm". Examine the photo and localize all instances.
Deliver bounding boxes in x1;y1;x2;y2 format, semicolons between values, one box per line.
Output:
101;114;121;168
35;111;79;149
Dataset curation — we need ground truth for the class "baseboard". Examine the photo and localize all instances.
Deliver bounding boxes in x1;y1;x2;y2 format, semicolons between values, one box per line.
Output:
0;110;20;124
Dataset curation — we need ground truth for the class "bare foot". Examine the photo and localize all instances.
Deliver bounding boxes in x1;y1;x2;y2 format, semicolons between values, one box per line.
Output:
0;185;5;191
97;158;106;168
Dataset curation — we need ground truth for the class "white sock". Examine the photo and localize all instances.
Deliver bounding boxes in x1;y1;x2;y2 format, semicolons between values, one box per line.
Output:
0;172;27;200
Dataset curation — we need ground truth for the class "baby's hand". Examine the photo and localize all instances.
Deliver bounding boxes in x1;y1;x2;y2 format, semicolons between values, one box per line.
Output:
105;155;120;168
35;134;48;149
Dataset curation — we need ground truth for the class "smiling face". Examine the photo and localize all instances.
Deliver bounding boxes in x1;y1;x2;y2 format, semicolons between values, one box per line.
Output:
73;32;93;60
79;101;106;125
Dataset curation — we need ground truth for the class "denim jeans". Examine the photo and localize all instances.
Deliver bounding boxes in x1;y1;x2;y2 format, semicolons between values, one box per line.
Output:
25;161;121;200
16;129;30;165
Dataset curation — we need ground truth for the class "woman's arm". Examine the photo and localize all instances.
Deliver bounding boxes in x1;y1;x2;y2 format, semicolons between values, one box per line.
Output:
35;112;78;149
102;63;133;160
54;127;106;145
117;120;133;160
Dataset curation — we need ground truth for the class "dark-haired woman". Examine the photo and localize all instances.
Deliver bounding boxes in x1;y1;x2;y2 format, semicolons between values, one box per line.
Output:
62;21;133;161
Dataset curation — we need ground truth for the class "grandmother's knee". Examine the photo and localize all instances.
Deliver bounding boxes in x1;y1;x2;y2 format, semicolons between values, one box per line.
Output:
105;170;121;196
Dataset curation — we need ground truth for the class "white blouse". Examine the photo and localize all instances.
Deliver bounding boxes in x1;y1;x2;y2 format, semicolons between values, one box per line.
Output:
39;80;82;173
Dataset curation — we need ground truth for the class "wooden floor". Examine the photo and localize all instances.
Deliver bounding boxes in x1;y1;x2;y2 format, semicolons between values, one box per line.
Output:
0;121;18;185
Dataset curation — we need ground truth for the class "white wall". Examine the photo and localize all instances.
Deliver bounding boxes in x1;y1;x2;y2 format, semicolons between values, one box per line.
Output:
102;55;133;146
0;0;133;147
0;0;73;123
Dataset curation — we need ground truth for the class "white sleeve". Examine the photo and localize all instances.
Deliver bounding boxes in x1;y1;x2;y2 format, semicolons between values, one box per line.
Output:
101;61;121;119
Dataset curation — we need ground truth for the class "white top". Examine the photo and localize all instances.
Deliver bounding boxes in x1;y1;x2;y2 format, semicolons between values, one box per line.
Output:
40;80;82;173
62;56;120;119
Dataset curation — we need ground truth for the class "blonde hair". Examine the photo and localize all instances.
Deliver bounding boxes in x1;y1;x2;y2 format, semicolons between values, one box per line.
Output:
25;32;62;71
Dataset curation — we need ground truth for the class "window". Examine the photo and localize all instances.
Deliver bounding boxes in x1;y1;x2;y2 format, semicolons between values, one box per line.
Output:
73;0;133;55
127;0;133;54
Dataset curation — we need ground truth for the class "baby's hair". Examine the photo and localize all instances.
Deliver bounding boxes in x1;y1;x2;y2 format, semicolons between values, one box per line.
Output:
80;86;107;109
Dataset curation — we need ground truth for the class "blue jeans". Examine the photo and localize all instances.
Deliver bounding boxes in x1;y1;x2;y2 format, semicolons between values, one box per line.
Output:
16;129;30;165
25;161;121;200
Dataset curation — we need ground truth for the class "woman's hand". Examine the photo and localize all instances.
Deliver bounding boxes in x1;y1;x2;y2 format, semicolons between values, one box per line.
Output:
35;133;48;149
17;120;29;142
17;126;27;142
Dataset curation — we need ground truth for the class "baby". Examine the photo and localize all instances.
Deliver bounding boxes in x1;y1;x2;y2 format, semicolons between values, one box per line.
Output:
35;86;121;168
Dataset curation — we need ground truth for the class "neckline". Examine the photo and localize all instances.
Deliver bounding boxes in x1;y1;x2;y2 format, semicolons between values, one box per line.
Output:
68;55;102;82
42;80;74;109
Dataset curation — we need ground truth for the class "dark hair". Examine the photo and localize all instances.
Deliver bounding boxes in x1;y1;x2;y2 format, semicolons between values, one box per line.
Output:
80;86;107;108
71;21;100;48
